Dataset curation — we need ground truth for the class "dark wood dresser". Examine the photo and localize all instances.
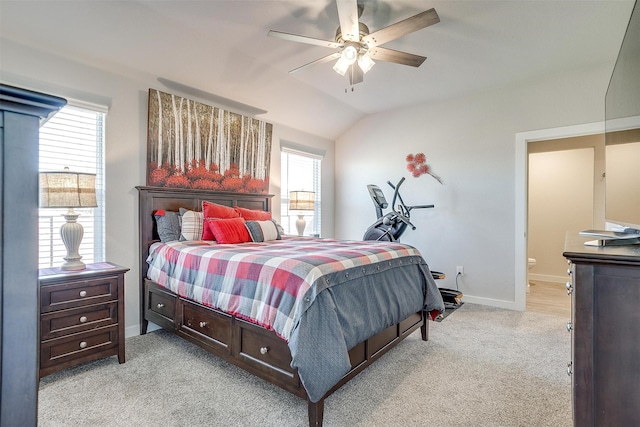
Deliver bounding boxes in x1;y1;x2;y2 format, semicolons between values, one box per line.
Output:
563;233;640;426
38;262;129;377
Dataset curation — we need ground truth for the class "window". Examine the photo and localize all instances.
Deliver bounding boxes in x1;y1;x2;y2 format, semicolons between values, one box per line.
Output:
281;147;322;236
39;103;106;268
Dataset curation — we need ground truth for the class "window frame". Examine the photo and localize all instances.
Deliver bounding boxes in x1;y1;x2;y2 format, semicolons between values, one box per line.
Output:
38;100;107;269
280;146;322;237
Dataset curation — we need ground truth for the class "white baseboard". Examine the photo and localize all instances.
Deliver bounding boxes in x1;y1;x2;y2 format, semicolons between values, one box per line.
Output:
528;273;567;284
125;322;161;338
460;295;520;311
125;325;140;338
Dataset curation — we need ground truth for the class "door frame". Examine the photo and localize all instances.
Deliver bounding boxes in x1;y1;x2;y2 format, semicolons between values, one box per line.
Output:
514;121;604;310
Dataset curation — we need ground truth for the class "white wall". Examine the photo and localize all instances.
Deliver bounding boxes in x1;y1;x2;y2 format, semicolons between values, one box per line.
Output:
0;39;334;337
335;64;613;308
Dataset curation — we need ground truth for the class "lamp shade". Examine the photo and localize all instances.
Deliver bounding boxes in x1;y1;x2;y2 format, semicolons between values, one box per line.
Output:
39;169;97;208
289;191;315;211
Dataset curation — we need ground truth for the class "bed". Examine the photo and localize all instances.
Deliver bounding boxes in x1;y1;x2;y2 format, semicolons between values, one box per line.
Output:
137;186;444;426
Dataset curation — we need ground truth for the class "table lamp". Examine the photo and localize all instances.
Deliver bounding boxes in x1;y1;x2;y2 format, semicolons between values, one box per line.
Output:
289;191;315;236
39;167;97;270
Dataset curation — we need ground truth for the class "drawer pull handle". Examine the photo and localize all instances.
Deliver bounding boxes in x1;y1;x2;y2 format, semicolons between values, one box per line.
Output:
157;303;165;309
199;321;207;328
79;290;87;297
565;282;573;295
567;362;572;376
260;347;269;355
566;321;572;332
79;341;88;349
79;316;88;323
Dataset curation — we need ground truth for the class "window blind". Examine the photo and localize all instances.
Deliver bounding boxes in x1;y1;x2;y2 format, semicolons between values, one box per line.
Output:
281;148;322;236
39;103;106;268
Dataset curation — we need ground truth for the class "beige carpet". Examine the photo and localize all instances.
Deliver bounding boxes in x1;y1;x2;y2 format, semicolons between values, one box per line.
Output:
38;304;572;426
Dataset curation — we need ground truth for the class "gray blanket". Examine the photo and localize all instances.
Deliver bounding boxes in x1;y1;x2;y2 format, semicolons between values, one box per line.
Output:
289;255;444;402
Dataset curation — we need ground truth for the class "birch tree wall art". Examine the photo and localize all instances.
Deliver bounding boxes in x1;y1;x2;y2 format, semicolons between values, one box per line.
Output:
146;89;272;193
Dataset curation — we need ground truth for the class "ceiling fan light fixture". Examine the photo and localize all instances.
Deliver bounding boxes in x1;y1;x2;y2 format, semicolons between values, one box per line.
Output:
333;57;350;76
341;44;358;64
357;54;375;74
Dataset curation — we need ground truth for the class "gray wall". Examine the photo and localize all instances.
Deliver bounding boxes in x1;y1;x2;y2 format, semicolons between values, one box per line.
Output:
0;39;335;338
335;63;612;309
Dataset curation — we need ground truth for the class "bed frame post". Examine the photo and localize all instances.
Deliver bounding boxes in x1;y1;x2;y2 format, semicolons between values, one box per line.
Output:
308;399;324;427
421;310;430;341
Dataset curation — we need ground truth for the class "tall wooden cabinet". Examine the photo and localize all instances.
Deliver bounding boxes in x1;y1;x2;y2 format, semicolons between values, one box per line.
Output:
563;233;640;426
0;85;66;427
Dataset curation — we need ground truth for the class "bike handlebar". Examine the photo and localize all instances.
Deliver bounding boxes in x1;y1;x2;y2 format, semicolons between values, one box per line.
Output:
388;177;405;215
385;178;432;229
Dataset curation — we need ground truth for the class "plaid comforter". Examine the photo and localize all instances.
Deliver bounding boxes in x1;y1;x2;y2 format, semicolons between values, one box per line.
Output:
146;236;429;341
147;236;444;402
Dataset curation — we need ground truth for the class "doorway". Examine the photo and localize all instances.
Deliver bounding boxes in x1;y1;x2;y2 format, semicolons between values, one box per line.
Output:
514;122;605;311
527;146;595;317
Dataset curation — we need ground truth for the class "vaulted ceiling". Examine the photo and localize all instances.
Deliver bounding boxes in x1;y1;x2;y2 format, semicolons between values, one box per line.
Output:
0;0;635;139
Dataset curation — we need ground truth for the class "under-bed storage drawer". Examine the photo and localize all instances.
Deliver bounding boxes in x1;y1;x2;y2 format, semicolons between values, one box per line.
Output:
348;342;366;368
399;312;422;335
237;320;295;383
369;324;398;356
179;301;232;352
145;280;176;324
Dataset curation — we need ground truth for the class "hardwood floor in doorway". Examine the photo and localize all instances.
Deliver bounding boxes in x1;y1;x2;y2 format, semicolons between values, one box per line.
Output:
526;280;571;318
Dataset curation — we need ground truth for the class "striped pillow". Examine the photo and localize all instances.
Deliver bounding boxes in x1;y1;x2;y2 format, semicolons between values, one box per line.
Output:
178;208;204;241
245;220;281;242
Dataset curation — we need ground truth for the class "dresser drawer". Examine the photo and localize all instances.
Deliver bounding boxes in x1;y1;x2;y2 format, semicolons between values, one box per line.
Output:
41;276;119;313
41;302;118;340
40;326;119;369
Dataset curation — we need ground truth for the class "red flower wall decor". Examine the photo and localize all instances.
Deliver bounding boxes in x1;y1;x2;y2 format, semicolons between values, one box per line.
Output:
406;153;443;184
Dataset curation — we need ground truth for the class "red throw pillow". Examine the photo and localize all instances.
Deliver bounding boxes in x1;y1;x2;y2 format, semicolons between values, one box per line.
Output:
206;218;251;244
201;200;239;240
234;206;272;221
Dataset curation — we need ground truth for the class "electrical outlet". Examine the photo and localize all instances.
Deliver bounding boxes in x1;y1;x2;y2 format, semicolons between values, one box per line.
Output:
456;266;464;276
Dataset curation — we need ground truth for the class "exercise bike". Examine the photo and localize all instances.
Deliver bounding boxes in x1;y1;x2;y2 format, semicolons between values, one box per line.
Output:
363;178;463;318
363;177;433;242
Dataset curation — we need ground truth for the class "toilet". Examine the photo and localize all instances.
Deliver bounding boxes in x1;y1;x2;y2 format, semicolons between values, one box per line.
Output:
527;258;536;291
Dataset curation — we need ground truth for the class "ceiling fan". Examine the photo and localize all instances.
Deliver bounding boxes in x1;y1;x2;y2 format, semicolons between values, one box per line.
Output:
268;0;440;87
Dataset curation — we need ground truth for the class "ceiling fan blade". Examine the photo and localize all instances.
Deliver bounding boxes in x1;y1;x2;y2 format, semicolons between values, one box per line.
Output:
348;64;364;85
288;52;341;73
268;30;341;49
362;8;439;47
336;0;359;42
368;46;426;67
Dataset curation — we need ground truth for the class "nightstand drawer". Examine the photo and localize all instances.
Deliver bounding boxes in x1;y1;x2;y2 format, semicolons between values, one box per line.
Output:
40;326;119;369
41;275;119;313
41;302;118;340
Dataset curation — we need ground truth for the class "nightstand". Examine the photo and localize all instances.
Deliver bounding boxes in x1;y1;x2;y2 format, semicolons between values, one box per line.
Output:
38;262;129;378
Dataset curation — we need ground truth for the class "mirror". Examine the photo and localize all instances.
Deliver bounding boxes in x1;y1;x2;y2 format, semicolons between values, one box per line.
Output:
604;1;640;230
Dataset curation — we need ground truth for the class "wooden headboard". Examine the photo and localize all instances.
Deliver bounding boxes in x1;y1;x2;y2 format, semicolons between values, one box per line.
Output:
136;186;273;326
